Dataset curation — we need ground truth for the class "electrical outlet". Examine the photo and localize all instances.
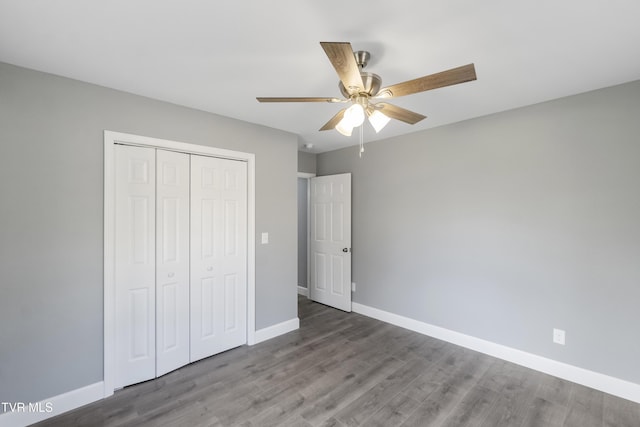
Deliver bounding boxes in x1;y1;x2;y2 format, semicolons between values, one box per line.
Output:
553;328;565;345
351;282;356;292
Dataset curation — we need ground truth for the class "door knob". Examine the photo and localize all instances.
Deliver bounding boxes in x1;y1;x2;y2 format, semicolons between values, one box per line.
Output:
207;266;213;271
167;272;175;278
342;248;350;253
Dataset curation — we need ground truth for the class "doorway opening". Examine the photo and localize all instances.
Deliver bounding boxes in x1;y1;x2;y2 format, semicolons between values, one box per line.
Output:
297;172;352;313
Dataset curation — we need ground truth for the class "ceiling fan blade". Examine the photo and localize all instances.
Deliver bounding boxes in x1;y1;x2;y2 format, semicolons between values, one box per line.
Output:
376;103;426;125
375;64;476;99
256;97;343;103
319;108;347;131
320;42;364;95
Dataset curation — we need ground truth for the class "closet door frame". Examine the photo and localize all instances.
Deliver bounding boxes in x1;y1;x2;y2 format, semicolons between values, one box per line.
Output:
103;130;256;397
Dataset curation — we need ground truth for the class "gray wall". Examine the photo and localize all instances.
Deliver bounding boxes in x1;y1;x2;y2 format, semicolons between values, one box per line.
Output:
317;80;640;385
298;150;317;174
297;178;308;287
0;62;298;404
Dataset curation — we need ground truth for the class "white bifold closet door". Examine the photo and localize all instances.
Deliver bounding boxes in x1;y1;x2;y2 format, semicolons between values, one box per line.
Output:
190;155;247;362
114;145;247;389
155;149;190;377
114;145;158;387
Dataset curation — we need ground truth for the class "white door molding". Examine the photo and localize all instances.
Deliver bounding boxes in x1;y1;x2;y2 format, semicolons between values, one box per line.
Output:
297;172;315;297
104;130;256;397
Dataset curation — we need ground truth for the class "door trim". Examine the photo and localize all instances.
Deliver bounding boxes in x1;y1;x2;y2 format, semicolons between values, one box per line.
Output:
103;130;256;397
297;172;315;298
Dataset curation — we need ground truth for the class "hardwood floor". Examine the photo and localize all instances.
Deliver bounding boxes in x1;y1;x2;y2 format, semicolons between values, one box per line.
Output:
37;295;640;426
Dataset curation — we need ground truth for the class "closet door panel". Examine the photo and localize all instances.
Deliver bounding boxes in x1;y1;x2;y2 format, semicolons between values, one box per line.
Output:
156;150;190;377
190;155;247;362
114;145;156;388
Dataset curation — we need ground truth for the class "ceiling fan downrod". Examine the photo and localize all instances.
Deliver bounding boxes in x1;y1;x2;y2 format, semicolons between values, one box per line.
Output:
354;51;370;69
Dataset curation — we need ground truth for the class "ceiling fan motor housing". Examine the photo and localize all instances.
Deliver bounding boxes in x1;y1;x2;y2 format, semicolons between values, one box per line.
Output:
339;72;382;98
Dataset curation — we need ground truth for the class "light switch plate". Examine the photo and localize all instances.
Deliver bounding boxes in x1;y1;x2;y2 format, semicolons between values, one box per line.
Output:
261;232;269;244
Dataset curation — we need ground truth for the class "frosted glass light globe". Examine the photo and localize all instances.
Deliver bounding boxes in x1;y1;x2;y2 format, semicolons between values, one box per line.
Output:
344;103;365;127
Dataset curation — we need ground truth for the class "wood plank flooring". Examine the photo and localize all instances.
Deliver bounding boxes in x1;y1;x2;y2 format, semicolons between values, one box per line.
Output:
36;296;640;426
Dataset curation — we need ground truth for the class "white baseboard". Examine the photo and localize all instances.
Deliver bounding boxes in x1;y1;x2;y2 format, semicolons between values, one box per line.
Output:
297;286;309;297
253;317;300;345
352;302;640;404
0;381;104;427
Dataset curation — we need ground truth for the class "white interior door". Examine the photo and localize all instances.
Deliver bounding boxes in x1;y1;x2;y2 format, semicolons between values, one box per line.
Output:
114;145;156;388
190;155;248;362
309;173;352;312
155;150;190;376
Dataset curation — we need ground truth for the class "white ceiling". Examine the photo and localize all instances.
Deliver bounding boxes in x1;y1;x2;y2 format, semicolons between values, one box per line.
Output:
1;1;640;153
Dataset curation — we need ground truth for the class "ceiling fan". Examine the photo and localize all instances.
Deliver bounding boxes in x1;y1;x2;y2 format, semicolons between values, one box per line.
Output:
257;42;477;137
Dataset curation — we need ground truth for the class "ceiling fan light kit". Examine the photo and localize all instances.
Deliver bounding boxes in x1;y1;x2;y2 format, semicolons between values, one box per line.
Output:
257;42;477;153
